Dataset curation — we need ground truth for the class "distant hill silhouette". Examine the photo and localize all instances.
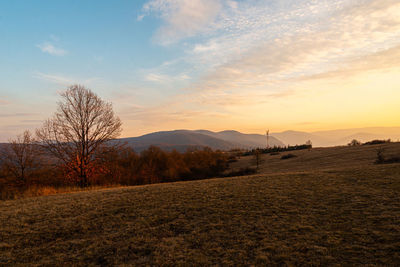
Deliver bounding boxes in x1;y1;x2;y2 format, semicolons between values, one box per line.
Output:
119;130;284;152
271;127;400;147
270;131;321;146
2;127;398;151
194;130;283;148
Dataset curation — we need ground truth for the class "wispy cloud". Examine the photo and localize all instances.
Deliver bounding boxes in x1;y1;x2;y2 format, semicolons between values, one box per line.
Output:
19;119;43;123
120;103;229;129
93;55;104;63
0;112;37;118
36;42;67;56
0;99;10;105
296;44;400;82
145;72;190;83
140;0;223;45
137;57;192;87
33;72;73;85
33;72;102;86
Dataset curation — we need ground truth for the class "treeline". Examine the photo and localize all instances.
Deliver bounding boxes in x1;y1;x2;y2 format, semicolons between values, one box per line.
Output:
99;145;229;185
348;139;392;146
240;144;312;156
0;144;230;199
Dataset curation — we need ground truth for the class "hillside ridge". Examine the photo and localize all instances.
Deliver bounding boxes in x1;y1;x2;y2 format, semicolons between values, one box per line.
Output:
119;129;284;152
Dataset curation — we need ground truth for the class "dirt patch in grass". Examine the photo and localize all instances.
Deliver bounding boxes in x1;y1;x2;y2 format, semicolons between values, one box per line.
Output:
1;163;399;265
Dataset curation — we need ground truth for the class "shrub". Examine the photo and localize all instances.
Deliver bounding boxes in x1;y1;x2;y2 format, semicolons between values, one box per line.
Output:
375;147;400;164
364;139;391;146
382;157;400;164
241;144;312;157
224;167;257;177
252;149;263;169
281;154;297;160
375;148;386;164
227;155;238;163
348;139;361;146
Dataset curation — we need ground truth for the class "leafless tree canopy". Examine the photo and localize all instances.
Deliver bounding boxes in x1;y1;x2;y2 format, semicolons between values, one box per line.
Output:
0;130;39;183
36;85;122;186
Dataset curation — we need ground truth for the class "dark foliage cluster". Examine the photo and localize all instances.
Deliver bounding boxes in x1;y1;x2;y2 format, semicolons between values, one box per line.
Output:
223;167;257;177
349;139;392;147
241;144;312;156
280;154;297;160
363;139;391;146
101;145;230;185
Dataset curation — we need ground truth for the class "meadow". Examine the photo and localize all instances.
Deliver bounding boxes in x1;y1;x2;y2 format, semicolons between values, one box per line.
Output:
0;143;399;265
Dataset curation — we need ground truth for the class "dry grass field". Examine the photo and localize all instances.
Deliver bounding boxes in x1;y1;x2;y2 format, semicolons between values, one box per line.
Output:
231;142;400;174
1;143;400;265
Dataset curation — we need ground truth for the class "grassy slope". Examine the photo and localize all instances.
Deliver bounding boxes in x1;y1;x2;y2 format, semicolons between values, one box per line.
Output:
0;144;400;266
231;142;400;174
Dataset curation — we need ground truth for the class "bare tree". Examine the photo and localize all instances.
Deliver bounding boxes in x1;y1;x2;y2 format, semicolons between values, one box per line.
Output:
0;130;39;184
36;85;122;187
253;148;263;170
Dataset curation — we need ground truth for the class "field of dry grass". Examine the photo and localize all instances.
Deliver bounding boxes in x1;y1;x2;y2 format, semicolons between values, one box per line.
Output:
0;143;399;265
231;142;400;174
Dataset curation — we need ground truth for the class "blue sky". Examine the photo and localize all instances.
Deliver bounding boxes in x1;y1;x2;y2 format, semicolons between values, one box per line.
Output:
0;1;168;94
1;0;400;141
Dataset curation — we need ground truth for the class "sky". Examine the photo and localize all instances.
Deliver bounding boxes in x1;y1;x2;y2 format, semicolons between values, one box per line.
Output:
0;0;399;141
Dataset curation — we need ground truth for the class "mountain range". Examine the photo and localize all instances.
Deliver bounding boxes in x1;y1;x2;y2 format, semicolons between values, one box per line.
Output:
119;130;283;152
120;127;400;151
1;127;399;152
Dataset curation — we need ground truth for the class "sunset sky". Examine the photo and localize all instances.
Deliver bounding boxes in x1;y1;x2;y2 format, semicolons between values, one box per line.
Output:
0;0;399;141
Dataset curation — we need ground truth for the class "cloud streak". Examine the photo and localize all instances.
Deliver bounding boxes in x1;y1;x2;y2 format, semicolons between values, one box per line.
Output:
33;72;102;87
140;0;223;45
145;72;190;83
37;42;67;56
0;99;10;105
0;112;37;118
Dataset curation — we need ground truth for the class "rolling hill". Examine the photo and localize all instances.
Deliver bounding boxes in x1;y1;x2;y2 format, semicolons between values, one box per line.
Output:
119;130;284;152
194;130;282;148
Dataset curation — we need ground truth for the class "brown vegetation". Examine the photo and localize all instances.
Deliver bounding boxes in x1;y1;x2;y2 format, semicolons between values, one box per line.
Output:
0;145;230;200
0;149;399;265
0;130;40;184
